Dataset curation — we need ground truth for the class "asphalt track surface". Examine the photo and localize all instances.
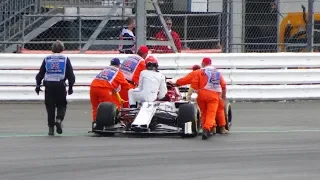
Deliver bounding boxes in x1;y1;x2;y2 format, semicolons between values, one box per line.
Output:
1;101;320;180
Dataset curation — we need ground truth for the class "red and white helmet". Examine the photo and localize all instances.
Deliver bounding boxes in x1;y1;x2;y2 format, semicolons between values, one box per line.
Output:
145;55;158;65
145;55;159;70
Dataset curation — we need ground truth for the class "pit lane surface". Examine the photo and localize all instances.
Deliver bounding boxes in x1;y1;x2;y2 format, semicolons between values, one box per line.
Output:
0;101;320;180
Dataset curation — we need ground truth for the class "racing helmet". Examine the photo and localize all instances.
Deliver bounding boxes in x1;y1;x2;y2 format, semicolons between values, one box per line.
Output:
145;55;159;70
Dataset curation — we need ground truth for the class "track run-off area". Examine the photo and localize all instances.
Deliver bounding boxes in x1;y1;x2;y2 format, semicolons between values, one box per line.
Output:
0;101;320;180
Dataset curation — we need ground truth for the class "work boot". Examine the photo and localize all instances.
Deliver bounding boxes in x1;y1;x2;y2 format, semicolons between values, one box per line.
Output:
219;126;229;134
55;119;63;134
48;127;54;136
210;126;216;136
202;129;210;140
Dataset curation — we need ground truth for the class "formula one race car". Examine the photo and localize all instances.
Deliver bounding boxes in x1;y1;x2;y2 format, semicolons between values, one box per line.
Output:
89;80;232;137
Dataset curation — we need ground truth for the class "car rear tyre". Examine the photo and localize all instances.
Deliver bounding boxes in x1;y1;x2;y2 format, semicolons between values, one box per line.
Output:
177;103;200;138
94;102;117;136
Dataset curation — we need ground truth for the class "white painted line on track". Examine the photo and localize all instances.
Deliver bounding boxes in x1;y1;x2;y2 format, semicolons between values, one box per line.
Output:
0;129;320;138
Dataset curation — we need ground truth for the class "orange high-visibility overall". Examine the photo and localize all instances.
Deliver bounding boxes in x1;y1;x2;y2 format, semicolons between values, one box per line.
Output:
216;79;227;127
176;70;198;86
119;55;146;108
90;66;131;121
176;69;227;127
190;67;226;131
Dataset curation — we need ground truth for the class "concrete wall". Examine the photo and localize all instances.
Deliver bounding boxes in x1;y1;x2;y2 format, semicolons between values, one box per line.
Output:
279;1;320;15
190;0;207;12
172;0;188;11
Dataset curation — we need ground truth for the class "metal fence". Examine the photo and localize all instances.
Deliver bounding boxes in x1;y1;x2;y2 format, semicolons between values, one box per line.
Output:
13;14;221;52
239;0;279;53
19;14;134;51
237;0;315;53
144;0;221;53
0;0;318;53
39;0;136;8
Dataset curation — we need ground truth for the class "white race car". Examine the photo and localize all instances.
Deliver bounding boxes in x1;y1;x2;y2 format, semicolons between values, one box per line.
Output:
89;80;232;137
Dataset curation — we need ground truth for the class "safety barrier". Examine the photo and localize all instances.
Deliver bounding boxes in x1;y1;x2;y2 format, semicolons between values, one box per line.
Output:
2;69;320;86
1;53;320;101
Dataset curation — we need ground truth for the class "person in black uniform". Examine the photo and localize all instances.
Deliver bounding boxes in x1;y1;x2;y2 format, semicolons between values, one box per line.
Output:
35;40;76;136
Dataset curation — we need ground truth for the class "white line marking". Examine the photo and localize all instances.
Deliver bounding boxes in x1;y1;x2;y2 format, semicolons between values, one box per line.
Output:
0;129;320;138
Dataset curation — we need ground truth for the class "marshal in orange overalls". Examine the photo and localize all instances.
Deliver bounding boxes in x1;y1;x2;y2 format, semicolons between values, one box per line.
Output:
90;64;131;121
118;46;148;108
190;66;227;136
176;65;227;132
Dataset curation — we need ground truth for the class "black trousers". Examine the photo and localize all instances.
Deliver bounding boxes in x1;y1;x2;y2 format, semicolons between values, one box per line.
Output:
44;83;67;127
